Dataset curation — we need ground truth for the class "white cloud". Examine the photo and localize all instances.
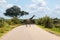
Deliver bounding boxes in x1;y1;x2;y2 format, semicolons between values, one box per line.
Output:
0;0;22;11
53;5;60;14
0;0;7;9
17;5;22;8
29;4;37;10
48;5;60;18
2;4;22;10
55;4;60;8
32;0;46;6
0;0;7;3
0;3;13;9
6;4;13;8
29;0;47;10
28;0;50;14
28;0;47;11
24;0;52;18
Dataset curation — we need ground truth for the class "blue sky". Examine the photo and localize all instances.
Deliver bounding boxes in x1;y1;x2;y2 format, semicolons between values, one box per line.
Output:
0;0;60;19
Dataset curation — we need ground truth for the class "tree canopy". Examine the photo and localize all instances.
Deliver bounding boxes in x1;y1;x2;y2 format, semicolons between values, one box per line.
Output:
4;6;29;18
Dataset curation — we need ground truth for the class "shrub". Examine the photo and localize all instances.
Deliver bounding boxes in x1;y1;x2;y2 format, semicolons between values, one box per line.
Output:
6;19;13;25
36;16;54;28
0;18;5;27
54;24;60;28
11;17;21;24
43;16;53;28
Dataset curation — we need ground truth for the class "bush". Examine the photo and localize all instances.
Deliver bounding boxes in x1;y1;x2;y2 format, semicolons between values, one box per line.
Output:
51;27;60;32
44;16;53;28
0;18;5;27
11;17;21;24
36;16;54;28
54;24;60;28
6;19;13;25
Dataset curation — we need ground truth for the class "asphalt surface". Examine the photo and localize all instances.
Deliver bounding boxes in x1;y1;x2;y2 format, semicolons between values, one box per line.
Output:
0;24;60;40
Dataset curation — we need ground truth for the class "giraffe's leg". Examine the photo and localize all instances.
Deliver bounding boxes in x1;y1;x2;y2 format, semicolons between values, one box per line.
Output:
30;24;31;27
29;23;31;27
26;24;28;27
29;22;32;27
25;23;27;27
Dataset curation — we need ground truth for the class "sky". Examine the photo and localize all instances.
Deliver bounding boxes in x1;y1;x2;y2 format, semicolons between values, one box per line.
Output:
0;0;60;19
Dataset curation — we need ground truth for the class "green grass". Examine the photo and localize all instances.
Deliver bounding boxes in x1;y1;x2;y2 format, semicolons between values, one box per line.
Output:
0;24;21;37
38;25;60;36
0;27;11;37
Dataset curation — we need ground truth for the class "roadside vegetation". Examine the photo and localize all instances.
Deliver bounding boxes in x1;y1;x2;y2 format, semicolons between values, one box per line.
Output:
35;16;60;36
0;17;21;37
0;5;29;37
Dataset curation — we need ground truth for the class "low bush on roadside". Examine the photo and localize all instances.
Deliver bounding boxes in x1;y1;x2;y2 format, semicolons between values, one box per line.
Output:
54;24;60;28
36;16;54;28
0;17;21;37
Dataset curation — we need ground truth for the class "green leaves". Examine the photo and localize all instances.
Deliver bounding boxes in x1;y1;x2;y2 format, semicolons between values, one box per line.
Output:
36;16;54;28
4;5;29;18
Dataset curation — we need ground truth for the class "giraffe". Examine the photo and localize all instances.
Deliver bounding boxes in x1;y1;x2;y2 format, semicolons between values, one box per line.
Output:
24;15;35;27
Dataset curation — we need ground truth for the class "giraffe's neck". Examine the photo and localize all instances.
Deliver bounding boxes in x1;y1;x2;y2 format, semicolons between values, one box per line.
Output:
29;15;35;20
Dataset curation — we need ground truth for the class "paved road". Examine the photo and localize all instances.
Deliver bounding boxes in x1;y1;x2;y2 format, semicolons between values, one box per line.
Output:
0;24;60;40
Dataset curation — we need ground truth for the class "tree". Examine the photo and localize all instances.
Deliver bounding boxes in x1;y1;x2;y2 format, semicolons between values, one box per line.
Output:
4;6;29;18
